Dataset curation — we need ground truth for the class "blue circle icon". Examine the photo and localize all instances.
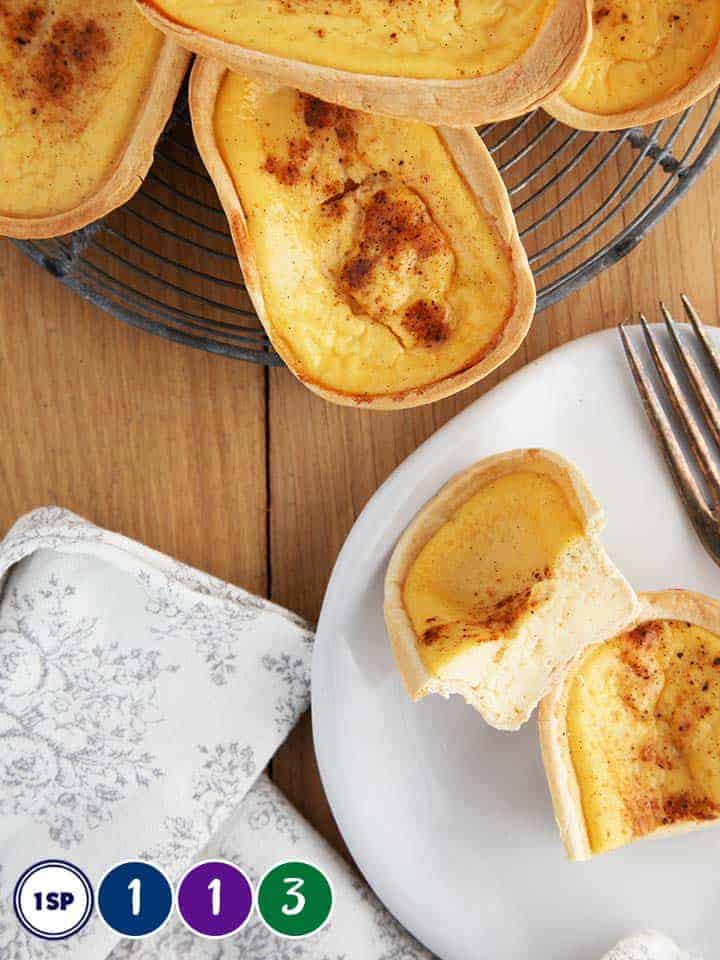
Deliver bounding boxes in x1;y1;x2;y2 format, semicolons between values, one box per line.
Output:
97;861;173;938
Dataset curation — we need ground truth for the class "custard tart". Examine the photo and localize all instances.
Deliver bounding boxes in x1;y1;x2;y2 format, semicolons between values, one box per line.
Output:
541;590;720;860
140;0;591;127
0;1;190;239
546;0;720;130
190;61;535;409
384;449;639;729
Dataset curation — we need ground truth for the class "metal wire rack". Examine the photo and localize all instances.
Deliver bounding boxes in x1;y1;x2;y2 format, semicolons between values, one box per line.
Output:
13;85;720;367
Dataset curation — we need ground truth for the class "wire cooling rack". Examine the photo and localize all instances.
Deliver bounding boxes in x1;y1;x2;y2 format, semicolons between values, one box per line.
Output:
13;87;720;366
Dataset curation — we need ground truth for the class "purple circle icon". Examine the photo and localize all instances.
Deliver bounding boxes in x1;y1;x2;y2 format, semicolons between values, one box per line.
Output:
176;860;253;939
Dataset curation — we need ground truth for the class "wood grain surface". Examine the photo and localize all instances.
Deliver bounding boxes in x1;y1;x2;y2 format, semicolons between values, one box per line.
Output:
1;118;719;862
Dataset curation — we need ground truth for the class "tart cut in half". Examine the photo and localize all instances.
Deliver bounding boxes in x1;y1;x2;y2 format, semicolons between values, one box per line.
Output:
139;0;591;127
190;61;535;409
540;590;720;861
0;1;190;239
384;449;639;730
545;0;720;130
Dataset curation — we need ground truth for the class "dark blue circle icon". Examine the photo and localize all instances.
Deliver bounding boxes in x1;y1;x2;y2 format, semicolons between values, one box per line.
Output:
97;861;173;938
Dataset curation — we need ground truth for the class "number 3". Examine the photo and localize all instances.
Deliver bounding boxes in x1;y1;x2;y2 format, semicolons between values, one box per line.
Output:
281;877;305;916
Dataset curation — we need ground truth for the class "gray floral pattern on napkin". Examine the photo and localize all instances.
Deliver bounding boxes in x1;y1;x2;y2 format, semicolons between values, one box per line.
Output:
261;650;313;733
141;740;257;873
0;508;315;960
139;569;265;687
603;934;701;960
0;573;177;848
108;775;432;960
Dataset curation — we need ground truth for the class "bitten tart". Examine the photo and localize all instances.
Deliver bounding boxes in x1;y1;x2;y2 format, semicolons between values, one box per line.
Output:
139;0;591;127
384;449;639;730
540;590;720;860
546;0;720;130
190;61;535;409
0;1;189;238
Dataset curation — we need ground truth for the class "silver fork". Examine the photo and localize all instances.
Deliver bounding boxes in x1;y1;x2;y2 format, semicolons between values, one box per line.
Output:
619;296;720;568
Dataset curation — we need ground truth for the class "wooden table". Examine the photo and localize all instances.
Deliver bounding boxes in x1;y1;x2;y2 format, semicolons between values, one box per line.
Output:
2;145;719;861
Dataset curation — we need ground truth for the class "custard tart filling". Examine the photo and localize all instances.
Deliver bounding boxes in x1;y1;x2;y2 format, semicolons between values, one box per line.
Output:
146;0;556;81
384;451;639;730
567;618;720;855
0;0;164;219
562;0;720;116
213;74;519;398
403;471;583;679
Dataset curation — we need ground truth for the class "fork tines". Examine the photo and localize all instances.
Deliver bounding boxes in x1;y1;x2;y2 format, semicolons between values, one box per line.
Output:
619;297;720;567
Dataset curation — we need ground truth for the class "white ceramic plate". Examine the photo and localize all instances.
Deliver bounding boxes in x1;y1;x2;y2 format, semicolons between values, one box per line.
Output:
313;326;720;960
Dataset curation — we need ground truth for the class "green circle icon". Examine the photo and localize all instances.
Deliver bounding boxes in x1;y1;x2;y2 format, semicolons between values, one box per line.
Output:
257;861;333;939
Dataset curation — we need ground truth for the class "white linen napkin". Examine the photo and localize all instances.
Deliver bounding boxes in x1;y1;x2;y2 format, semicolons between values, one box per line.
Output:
0;508;702;960
108;773;432;960
0;507;431;960
602;933;701;960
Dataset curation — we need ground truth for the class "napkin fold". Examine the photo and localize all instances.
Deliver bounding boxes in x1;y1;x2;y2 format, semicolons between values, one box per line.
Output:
0;508;704;960
0;507;314;959
108;773;432;960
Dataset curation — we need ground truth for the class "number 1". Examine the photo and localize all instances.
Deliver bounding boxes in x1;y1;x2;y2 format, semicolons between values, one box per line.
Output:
208;877;221;917
128;878;141;917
